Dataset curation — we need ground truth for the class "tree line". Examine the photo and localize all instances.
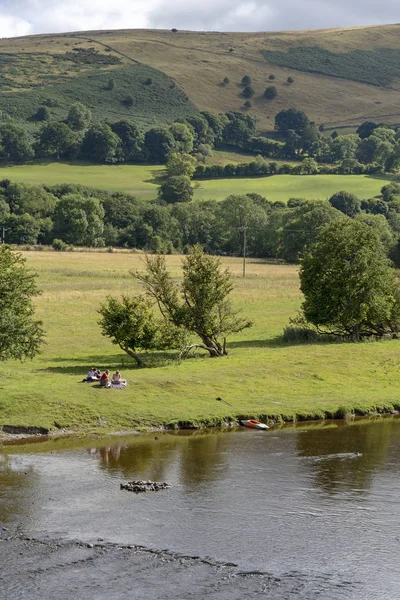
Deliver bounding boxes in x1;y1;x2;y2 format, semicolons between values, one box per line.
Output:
2;178;400;267
0;102;399;174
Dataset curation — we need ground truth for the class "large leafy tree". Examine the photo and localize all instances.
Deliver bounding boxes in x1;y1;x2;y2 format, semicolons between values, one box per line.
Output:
144;127;176;163
53;194;105;246
67;102;92;131
299;220;400;339
0;246;45;361
35;122;78;160
111;120;144;162
82;123;121;163
158;175;193;204
0;123;34;163
134;246;252;356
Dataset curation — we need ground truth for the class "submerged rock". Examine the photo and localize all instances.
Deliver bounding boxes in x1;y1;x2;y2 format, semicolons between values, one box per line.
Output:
120;480;172;493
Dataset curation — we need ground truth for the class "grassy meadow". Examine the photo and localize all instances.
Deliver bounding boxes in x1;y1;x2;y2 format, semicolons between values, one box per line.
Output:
0;161;391;203
1;250;400;436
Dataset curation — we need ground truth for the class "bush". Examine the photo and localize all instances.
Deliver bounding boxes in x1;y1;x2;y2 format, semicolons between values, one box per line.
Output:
287;76;294;84
241;75;251;86
171;28;178;32
106;78;115;90
223;77;230;84
144;78;153;85
264;86;278;100
123;95;135;107
52;238;68;251
242;86;255;98
244;101;252;109
268;74;275;80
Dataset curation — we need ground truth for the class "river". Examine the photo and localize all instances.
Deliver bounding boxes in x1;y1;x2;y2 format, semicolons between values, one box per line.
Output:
1;417;400;599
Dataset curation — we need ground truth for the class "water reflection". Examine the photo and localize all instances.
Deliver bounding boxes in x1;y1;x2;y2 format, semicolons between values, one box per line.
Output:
0;455;37;523
296;418;394;495
87;430;229;485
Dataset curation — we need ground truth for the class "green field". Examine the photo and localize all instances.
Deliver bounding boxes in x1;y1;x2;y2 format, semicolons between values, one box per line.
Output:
1;251;400;436
0;162;391;202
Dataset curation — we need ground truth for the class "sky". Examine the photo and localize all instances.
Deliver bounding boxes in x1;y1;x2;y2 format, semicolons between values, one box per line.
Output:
0;0;398;39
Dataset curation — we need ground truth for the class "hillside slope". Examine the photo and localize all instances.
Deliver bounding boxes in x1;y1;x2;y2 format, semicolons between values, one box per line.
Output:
1;24;400;131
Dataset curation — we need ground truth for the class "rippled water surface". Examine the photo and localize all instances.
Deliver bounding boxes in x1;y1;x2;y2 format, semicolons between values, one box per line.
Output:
2;418;400;598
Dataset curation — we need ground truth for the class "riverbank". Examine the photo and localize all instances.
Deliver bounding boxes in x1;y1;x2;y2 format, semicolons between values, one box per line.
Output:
2;251;400;437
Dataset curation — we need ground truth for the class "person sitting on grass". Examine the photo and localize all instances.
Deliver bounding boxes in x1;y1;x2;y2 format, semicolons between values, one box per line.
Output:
100;370;111;388
111;370;127;388
83;367;99;383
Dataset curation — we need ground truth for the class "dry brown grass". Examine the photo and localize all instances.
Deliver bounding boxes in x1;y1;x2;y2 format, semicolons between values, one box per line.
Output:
1;25;399;130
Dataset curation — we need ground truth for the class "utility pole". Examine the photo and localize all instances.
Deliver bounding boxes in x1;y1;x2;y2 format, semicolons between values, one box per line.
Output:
239;226;248;278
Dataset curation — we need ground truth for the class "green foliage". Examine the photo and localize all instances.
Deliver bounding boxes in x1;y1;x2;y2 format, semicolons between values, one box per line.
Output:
0;123;33;163
244;101;252;109
299;220;400;338
166;152;197;178
52;238;68;251
169;122;194;153
82;123;121;163
241;75;251;86
328;191;361;217
264;86;277;99
158;175;193;204
110;120;144;162
144;127;176;163
134;246;252;356
61;48;121;66
268;74;275;80
261;46;400;86
223;77;230;85
275;108;309;135
67;102;91;131
0;245;45;360
106;78;115;90
357;121;379;139
53;193;105;246
287;76;294;84
242;86;255;98
98;294;186;366
223;112;257;148
35;121;77;160
35;106;51;122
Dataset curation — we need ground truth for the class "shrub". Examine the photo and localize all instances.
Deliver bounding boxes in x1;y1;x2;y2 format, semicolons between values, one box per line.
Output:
264;86;278;99
282;325;319;343
52;238;68;251
241;75;251;86
242;86;255;98
244;100;252;109
106;78;115;90
268;74;275;80
171;28;178;32
287;76;294;84
144;78;153;85
123;95;135;107
223;77;230;84
35;106;51;121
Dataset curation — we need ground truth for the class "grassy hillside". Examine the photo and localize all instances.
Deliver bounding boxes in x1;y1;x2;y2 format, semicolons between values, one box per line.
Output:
0;161;390;202
0;24;399;132
1;251;400;434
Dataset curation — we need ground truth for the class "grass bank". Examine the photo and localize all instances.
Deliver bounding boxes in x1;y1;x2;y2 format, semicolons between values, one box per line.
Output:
0;161;390;202
1;251;400;436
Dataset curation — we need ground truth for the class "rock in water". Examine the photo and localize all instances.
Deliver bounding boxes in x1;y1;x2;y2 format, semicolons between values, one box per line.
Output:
120;480;171;493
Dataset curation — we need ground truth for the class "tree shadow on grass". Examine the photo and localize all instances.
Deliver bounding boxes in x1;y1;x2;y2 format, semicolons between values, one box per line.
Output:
228;335;343;350
144;168;166;185
37;351;181;375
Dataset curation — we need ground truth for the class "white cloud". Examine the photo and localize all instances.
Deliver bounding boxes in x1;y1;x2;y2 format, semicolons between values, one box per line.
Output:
0;0;398;37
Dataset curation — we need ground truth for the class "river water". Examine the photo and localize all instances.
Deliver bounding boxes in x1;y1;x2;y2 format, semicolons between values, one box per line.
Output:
2;417;400;599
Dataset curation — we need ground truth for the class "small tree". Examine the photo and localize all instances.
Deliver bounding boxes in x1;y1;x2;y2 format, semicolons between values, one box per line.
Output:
244;100;252;109
241;75;251;86
223;77;230;85
35;106;51;121
287;76;294;84
268;74;275;80
264;86;277;100
133;246;252;356
299;220;400;339
67;102;91;131
98;295;186;367
242;86;255;98
0;245;45;361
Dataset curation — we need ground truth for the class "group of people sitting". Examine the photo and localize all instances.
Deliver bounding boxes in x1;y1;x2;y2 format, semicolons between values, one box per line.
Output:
83;367;128;389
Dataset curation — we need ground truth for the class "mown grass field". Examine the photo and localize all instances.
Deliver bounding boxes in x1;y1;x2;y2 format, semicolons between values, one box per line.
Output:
1;251;400;435
0;161;391;202
2;25;399;131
